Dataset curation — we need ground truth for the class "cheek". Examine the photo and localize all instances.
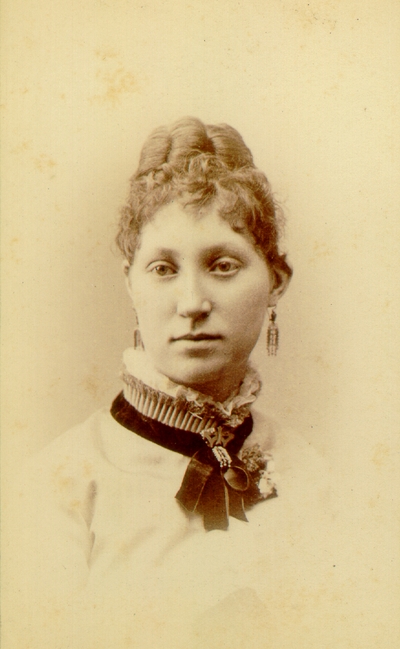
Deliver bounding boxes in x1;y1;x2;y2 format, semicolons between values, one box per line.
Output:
226;283;269;339
130;278;167;320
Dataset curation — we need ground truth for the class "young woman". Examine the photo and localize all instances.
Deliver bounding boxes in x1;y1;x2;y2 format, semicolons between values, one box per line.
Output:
12;118;339;648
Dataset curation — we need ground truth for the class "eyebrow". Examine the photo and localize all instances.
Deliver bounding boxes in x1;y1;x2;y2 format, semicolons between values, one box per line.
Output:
146;244;250;260
203;244;249;258
145;248;177;260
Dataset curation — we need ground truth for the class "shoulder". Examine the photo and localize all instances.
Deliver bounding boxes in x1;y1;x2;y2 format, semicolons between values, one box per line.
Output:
25;408;113;476
14;407;124;514
246;407;327;466
245;406;333;502
8;409;121;602
19;403;185;497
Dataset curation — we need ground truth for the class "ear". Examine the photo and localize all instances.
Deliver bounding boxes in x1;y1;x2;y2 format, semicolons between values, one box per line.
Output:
267;266;291;307
123;260;134;302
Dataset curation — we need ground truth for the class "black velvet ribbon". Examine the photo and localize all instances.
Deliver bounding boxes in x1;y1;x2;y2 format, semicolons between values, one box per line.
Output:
110;392;262;531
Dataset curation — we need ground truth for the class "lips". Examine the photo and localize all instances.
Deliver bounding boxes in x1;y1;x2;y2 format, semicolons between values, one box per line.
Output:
172;333;222;342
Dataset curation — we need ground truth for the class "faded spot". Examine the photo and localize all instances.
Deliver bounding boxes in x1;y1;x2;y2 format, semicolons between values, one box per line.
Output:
33;154;57;173
90;66;138;106
368;494;381;509
69;498;82;510
83;461;94;478
81;365;102;399
24;36;36;50
87;238;102;256
313;354;330;371
371;443;390;469
47;376;61;395
52;463;74;492
13;419;28;430
11;140;32;155
8;237;22;264
308;240;334;263
291;1;338;32
113;527;156;564
81;375;101;399
95;47;119;61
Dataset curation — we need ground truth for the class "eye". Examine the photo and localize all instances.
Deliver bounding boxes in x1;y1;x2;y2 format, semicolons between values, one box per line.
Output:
210;258;241;276
148;262;176;277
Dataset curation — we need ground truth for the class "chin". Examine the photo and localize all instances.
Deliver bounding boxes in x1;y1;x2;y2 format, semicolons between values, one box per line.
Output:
169;370;219;393
161;358;217;385
161;357;243;400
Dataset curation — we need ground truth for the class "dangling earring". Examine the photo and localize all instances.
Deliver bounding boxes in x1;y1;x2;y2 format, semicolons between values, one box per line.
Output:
267;308;279;355
132;308;145;351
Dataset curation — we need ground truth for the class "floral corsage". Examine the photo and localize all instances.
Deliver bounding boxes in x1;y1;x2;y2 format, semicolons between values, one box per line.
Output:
241;443;277;507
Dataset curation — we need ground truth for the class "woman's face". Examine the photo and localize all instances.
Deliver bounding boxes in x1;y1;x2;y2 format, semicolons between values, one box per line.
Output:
126;202;279;401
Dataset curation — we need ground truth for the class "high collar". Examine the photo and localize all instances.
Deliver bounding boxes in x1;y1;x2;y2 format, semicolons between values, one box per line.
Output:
121;347;262;431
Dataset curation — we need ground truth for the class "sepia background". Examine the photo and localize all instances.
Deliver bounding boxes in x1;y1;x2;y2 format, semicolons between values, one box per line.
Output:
2;0;399;523
2;1;400;646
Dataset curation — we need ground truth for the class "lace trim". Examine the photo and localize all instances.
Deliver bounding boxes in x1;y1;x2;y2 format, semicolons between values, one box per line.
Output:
122;373;216;432
121;347;262;430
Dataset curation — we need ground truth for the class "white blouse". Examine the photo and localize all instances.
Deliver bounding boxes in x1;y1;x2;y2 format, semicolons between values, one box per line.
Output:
7;401;362;649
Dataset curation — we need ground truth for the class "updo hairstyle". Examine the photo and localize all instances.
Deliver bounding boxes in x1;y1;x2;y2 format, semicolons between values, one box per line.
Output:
116;117;292;280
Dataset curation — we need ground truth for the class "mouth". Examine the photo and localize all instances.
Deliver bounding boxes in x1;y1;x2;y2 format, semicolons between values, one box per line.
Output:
172;333;222;342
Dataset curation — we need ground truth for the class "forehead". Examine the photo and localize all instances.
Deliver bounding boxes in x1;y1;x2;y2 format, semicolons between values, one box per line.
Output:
136;201;258;257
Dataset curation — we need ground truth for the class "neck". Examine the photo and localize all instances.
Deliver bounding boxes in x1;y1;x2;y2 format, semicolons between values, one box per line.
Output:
180;369;247;403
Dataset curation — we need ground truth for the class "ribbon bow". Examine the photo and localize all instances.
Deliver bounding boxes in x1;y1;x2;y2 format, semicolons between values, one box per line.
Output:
176;444;263;530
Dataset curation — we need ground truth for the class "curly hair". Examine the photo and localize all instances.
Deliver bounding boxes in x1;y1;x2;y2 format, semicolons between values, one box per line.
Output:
116;117;292;279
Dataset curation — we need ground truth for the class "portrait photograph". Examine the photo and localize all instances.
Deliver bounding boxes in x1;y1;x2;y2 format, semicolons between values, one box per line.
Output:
1;1;399;648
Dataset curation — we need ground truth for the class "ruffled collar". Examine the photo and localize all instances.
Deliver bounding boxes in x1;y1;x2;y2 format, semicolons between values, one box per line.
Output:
122;347;262;429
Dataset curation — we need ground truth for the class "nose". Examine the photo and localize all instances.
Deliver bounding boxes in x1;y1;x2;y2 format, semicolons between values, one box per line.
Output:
178;299;212;320
176;273;212;320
